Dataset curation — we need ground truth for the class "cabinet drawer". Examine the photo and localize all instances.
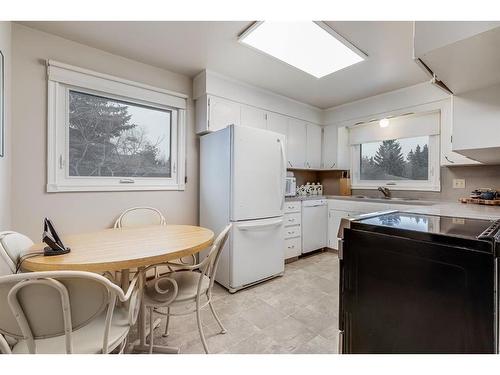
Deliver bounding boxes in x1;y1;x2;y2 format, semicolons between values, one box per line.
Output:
284;226;301;239
284;212;301;226
284;237;301;259
285;201;301;213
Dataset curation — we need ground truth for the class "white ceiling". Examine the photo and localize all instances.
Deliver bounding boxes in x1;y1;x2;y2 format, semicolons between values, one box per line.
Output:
19;21;428;109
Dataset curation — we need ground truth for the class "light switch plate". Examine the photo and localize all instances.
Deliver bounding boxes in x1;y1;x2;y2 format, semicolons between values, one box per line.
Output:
453;179;466;189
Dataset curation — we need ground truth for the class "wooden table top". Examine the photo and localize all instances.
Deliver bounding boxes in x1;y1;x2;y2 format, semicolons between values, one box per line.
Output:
23;225;214;272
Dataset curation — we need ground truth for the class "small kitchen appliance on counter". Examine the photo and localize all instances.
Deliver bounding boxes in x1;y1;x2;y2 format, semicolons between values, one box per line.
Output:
285;176;297;197
338;211;500;354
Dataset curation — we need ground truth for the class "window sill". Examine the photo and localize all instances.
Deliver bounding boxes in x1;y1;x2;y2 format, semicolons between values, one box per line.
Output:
351;184;440;192
47;183;186;193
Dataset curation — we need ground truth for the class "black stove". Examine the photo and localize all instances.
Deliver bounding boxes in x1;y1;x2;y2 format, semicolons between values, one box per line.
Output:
339;211;500;354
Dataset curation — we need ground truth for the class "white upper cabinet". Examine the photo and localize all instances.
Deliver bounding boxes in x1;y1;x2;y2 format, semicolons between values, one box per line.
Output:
413;22;500;94
240;104;268;130
322;125;338;169
305;123;322;169
439;98;480;166
336;126;351;170
267;112;288;135
287;119;307;169
452;84;500;164
195;95;240;134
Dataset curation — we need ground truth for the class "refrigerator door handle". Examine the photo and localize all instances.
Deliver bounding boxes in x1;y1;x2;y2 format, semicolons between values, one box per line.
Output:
278;138;286;211
237;218;283;231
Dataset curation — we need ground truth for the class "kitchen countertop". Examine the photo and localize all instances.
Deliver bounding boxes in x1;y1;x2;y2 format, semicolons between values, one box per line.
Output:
286;195;500;220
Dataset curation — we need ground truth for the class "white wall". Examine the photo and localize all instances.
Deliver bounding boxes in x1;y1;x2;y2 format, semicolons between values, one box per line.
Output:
0;22;11;230
11;24;198;240
322;82;449;126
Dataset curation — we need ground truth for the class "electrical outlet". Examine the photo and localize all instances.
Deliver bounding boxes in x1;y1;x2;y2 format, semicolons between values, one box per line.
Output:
453;179;466;189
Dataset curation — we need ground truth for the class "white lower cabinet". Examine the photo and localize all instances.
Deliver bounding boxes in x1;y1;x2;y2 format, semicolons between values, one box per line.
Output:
326;199;415;250
328;209;364;250
284;201;302;260
284;237;301;259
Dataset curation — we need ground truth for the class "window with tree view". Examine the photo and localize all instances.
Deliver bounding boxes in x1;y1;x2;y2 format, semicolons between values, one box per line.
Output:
360;136;429;181
68;90;171;178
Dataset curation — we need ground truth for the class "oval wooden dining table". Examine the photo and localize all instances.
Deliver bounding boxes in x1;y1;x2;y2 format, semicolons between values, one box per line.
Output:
23;224;214;354
24;225;214;273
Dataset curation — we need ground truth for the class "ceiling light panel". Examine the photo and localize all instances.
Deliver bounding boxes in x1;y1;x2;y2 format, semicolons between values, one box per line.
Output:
239;21;366;79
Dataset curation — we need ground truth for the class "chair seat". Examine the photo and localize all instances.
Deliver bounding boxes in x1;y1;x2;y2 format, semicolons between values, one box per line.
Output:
12;307;130;354
144;271;210;305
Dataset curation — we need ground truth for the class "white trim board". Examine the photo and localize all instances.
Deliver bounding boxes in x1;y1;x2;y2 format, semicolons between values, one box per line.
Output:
322;82;450;126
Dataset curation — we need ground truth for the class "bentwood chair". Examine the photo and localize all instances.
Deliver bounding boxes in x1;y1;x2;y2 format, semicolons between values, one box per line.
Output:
0;231;34;276
114;207;195;280
142;224;231;354
114;207;166;229
0;271;141;354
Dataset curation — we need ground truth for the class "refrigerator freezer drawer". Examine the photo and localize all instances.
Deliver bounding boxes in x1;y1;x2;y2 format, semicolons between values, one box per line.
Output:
230;217;285;289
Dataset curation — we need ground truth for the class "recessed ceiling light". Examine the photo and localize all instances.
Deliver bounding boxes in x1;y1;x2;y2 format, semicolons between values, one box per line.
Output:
239;21;366;79
379;118;390;128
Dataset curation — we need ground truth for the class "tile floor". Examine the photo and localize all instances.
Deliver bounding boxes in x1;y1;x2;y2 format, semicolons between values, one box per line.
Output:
146;250;340;354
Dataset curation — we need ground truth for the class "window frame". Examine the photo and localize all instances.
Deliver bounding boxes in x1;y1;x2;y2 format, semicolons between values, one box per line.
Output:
351;129;441;191
47;61;187;192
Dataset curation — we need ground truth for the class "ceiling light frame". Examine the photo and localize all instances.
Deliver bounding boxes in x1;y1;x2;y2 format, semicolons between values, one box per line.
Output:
238;21;367;79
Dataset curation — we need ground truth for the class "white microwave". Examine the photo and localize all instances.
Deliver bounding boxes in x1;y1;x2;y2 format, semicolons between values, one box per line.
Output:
285;177;296;197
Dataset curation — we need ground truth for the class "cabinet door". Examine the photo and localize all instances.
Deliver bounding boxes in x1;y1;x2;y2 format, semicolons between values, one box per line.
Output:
208;96;240;132
440;98;479;166
285;237;301;259
336;126;351;170
287;119;307;169
328;210;363;249
267;112;288;135
240;104;267;129
306;123;322;169
322;125;338;169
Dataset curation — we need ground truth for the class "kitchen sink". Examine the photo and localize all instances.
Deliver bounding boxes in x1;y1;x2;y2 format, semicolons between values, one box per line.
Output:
345;195;434;206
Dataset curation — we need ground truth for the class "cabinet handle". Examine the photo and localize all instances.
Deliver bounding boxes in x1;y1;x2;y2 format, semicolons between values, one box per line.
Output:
287;231;294;235
287;245;295;249
445;155;455;164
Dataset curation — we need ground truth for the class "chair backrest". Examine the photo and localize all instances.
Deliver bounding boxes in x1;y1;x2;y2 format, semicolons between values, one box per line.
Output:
199;224;232;292
0;232;34;275
0;271;128;354
114;207;166;228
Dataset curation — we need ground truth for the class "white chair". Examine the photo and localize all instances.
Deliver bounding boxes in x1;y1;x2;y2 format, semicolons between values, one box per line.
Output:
114;207;195;280
114;207;166;229
0;270;140;354
0;231;34;275
0;232;35;349
142;224;231;354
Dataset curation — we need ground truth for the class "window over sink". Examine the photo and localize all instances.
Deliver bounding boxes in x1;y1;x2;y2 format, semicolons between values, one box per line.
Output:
350;111;440;191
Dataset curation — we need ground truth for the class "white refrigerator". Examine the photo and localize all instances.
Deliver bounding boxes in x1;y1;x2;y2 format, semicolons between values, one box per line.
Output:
200;125;286;292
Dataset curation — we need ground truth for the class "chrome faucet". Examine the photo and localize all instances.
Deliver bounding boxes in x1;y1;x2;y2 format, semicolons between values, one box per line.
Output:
377;186;391;198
